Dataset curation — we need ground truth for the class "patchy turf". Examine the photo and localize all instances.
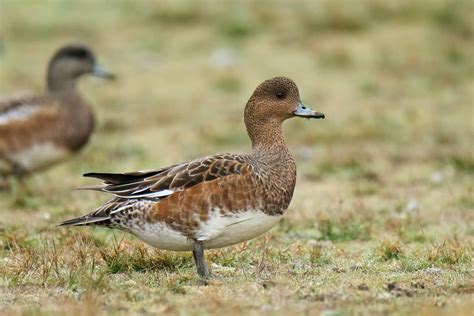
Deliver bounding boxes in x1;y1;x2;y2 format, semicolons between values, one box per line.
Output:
0;0;473;315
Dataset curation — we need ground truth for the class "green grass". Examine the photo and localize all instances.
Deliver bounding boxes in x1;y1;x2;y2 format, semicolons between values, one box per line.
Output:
0;0;473;315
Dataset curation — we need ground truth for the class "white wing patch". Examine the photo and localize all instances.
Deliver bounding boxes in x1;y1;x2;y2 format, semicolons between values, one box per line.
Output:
0;104;39;125
107;189;175;199
126;189;175;198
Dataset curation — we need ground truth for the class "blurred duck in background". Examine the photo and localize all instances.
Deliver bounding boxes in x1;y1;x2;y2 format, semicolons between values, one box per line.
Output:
0;43;115;182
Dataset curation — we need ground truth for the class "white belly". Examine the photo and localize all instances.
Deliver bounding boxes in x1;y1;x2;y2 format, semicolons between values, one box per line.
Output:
200;210;282;249
131;210;282;251
131;223;194;251
6;142;70;172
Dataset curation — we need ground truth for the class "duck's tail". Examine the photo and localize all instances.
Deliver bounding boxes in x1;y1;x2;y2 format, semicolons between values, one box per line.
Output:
57;198;122;227
57;215;111;227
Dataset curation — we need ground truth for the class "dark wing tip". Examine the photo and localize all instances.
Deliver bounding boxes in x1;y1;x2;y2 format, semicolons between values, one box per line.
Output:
83;171;163;185
83;172;130;184
57;215;111;227
57;217;84;227
83;172;106;178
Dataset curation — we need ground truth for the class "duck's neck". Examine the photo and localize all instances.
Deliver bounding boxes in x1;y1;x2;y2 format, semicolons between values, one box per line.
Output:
47;67;78;94
247;119;287;152
247;119;296;176
246;119;297;215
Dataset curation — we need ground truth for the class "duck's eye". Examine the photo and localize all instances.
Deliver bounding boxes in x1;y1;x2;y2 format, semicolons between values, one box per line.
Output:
276;92;285;99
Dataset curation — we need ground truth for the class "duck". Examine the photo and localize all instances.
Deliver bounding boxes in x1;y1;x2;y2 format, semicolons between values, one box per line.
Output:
59;77;324;278
0;43;114;179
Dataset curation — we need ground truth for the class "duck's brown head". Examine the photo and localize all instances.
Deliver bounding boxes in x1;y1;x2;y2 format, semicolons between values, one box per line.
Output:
244;77;324;149
245;77;324;124
47;43;115;92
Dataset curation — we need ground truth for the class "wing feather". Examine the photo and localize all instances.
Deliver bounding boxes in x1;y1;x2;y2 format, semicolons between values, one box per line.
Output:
0;96;64;156
61;155;254;228
81;154;252;200
0;95;47;124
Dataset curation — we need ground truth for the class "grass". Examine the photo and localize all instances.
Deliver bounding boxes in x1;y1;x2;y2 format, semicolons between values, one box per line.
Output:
0;0;473;315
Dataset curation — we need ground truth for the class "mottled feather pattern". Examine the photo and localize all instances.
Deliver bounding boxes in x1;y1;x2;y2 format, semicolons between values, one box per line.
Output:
60;198;156;232
61;154;255;232
62;150;294;241
83;153;252;199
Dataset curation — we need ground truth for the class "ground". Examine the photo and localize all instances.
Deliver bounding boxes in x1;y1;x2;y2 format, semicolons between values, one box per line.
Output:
0;0;473;315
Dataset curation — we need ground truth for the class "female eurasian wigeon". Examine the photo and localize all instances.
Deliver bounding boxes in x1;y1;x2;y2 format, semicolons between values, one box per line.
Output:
0;43;114;179
59;77;324;278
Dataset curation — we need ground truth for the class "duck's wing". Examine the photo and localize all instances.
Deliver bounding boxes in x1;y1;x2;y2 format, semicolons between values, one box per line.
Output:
59;154;254;228
0;95;63;158
0;95;50;124
80;153;253;199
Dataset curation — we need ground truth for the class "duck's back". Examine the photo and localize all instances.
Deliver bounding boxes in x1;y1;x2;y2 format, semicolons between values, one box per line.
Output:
0;93;94;174
59;150;296;251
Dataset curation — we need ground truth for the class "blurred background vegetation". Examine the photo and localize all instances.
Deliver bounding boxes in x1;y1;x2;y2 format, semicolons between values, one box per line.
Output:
0;0;472;314
1;0;472;168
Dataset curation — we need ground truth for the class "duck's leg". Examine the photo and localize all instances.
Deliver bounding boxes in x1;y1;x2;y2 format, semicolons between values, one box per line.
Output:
192;242;210;279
